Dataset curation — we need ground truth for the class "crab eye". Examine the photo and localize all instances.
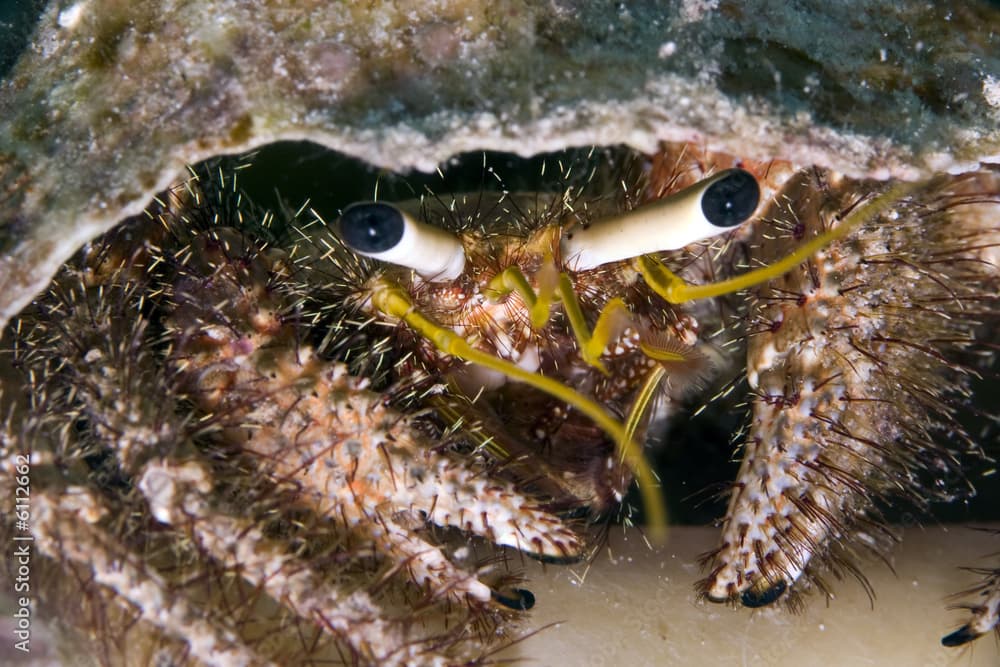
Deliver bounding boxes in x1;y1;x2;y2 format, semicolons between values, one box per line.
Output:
340;203;405;253
337;202;466;281
561;168;761;271
701;169;760;228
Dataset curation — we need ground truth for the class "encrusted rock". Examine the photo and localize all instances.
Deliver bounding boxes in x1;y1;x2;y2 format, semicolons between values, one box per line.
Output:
1;0;999;330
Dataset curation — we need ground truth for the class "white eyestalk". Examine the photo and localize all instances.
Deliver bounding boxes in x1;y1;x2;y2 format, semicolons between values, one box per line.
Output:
561;168;760;271
337;202;466;281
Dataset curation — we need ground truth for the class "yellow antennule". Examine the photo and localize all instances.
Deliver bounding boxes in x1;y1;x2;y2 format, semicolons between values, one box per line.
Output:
624;366;667;445
370;280;667;539
488;262;633;374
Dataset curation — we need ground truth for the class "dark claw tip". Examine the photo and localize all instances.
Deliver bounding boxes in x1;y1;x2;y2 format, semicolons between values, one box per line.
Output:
941;625;979;647
492;587;536;611
528;552;584;565
740;579;787;608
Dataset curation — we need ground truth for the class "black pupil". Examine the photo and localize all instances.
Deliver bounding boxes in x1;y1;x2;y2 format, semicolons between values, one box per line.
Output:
701;169;760;228
339;203;404;253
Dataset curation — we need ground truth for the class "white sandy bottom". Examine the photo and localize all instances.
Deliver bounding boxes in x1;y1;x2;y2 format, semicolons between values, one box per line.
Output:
500;525;999;667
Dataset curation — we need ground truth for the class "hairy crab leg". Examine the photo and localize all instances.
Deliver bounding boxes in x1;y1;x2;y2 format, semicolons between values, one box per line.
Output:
699;168;998;607
943;570;1000;647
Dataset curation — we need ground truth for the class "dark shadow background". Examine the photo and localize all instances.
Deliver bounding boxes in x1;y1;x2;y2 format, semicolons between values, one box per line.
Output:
0;0;48;80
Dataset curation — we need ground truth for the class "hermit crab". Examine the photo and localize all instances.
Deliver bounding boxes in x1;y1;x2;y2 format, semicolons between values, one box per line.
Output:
327;163;768;530
323;157;903;533
320;142;999;647
1;142;998;666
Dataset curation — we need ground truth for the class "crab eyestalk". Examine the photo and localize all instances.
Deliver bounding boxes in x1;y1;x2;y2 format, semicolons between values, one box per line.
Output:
338;202;467;281
561;168;760;271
